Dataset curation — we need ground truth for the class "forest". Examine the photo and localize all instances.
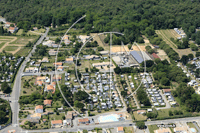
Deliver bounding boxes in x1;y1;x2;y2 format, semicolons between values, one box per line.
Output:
1;0;200;43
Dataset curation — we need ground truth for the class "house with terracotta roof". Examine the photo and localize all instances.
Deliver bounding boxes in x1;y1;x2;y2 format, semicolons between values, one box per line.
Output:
44;99;52;106
57;66;63;71
78;118;89;124
46;85;55;93
30;113;41;120
52;75;62;82
117;127;124;132
137;110;146;114
5;22;11;28
154;128;172;133
152;53;160;59
53;62;63;66
36;81;43;86
65;57;74;63
51;120;63;128
8;27;18;33
35;105;43;113
41;57;49;62
163;89;171;96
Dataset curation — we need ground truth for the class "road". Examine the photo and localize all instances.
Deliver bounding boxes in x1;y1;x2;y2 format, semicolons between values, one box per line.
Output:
8;27;49;129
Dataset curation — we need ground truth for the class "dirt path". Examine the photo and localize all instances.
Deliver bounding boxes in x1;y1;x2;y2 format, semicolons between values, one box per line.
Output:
28;30;43;35
8;46;21;55
90;33;109;50
0;36;18;52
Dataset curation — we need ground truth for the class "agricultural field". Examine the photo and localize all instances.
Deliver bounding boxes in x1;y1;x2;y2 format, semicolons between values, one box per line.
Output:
0;35;38;56
156;29;194;57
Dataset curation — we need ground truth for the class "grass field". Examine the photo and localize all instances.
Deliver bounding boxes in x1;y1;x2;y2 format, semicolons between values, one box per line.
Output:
9;36;38;45
16;29;23;35
133;111;147;121
156;29;194;57
187;122;197;130
148;125;159;133
124;127;134;133
4;46;19;51
14;47;31;56
20;76;38;96
0;42;6;48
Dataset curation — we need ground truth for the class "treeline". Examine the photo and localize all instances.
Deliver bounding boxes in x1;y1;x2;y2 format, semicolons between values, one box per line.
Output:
1;0;200;42
172;83;200;112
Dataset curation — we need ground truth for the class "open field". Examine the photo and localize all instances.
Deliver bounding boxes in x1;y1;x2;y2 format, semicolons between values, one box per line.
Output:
124;127;134;133
4;46;19;51
148;125;159;133
0;35;38;55
16;29;23;35
133;111;147;121
156;30;194;57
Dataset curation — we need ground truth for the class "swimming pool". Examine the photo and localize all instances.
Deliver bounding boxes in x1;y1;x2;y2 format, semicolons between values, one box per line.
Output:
98;114;119;123
191;128;196;132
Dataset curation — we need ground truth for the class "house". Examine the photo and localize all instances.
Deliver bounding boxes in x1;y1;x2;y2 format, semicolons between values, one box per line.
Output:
51;120;63;128
30;113;41;120
46;85;55;93
36;76;47;82
163;89;171;96
85;55;100;60
33;27;38;31
65;57;74;63
99;51;109;55
53;62;63;66
25;67;38;73
44;100;52;106
49;49;58;56
78;118;89;124
154;128;172;133
35;105;43;113
78;35;90;43
92;62;113;67
8;27;18;33
117;127;124;132
137;110;146;114
52;75;62;82
41;57;49;62
152;53;160;59
174;126;189;133
57;66;63;71
5;22;11;28
43;40;55;47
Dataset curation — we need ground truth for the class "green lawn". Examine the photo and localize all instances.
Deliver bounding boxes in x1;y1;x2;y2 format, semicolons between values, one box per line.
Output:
49;112;65;120
187;122;197;130
14;47;31;56
4;46;18;51
16;29;23;35
133;111;147;121
124;127;134;133
0;42;5;48
148;125;159;133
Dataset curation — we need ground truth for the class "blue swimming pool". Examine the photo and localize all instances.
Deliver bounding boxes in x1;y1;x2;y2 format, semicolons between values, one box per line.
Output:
191;128;196;132
99;114;119;123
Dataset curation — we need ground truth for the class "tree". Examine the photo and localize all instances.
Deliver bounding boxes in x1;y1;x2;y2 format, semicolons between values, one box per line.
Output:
83;130;88;133
1;81;11;94
114;67;121;74
160;77;170;86
188;54;194;60
55;38;61;44
181;55;189;65
85;67;88;72
147;112;157;118
74;100;84;110
136;121;145;129
168;110;173;116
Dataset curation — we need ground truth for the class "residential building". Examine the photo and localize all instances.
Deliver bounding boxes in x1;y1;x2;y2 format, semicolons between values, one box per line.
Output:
41;57;49;62
154;128;172;133
85;55;100;60
65;57;74;63
49;49;58;56
43;40;55;47
78;35;90;43
44;100;52;106
51;120;63;128
137;110;146;114
30;113;41;120
117;127;124;133
25;67;38;73
53;62;63;66
57;66;63;71
46;85;55;93
78;118;89;124
35;105;43;113
8;27;18;33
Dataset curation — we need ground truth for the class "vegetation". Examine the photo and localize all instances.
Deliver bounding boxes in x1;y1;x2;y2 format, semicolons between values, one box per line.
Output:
136;121;146;129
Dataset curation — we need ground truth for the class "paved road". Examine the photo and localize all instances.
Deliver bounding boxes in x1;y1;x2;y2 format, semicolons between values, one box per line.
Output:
10;27;49;128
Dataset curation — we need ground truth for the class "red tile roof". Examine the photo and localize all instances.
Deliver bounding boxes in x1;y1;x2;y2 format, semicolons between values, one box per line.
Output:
152;53;160;59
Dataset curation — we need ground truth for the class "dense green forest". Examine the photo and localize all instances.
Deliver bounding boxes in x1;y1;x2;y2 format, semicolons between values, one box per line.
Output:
1;0;200;43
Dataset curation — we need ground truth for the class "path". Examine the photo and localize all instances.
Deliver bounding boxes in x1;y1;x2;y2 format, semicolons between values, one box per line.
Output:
7;46;21;55
0;36;17;52
114;74;127;111
125;74;140;109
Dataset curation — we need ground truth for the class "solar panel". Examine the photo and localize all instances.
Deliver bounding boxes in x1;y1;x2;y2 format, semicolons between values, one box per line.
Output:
130;51;144;63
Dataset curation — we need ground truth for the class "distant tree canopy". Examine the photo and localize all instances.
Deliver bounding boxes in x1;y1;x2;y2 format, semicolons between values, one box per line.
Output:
1;0;200;41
